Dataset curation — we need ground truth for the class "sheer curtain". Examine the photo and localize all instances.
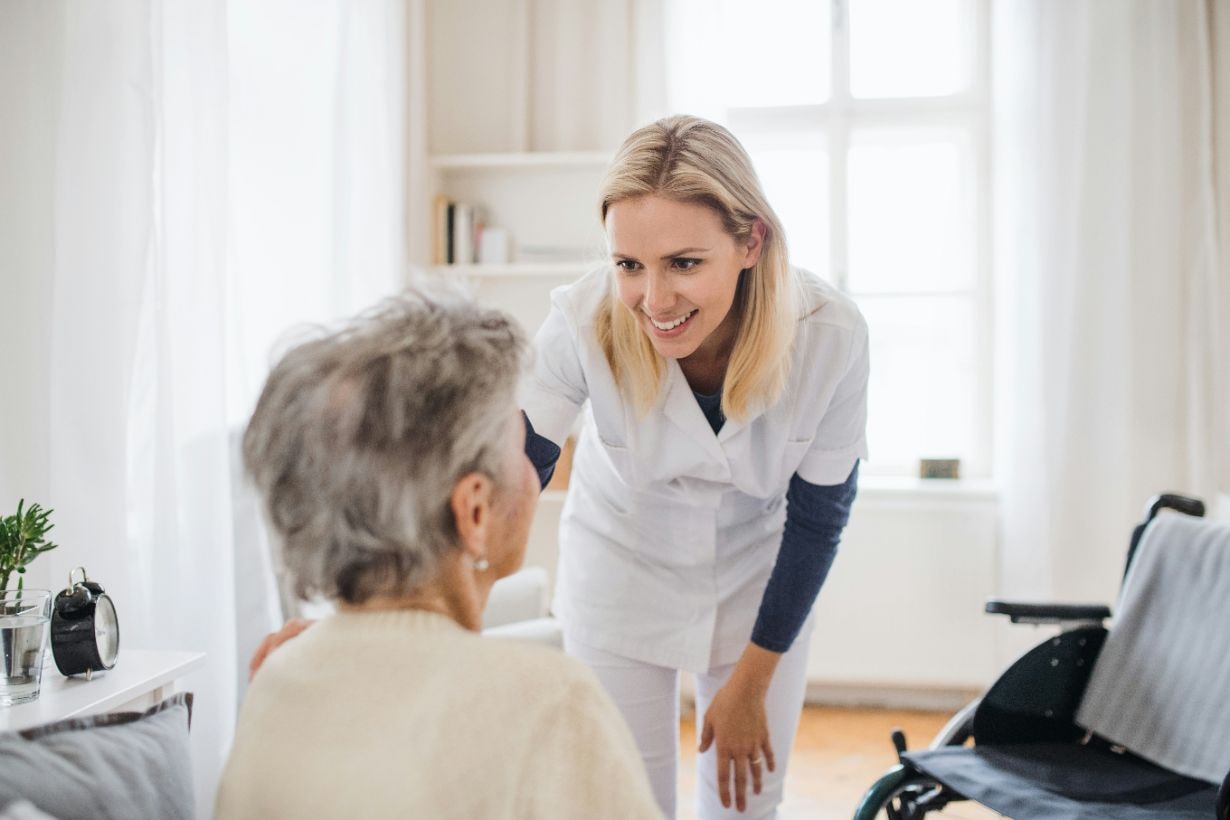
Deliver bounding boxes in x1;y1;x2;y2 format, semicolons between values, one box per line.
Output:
225;0;406;709
993;1;1230;618
227;0;405;422
0;3;238;814
0;0;406;813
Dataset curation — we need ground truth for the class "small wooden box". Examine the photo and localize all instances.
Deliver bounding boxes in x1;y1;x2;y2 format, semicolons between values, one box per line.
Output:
919;458;961;480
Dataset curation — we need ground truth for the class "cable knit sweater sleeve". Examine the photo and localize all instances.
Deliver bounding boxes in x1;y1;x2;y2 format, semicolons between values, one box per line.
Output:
517;675;664;819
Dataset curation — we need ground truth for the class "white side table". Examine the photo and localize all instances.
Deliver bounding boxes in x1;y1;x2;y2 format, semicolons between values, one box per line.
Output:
0;650;205;733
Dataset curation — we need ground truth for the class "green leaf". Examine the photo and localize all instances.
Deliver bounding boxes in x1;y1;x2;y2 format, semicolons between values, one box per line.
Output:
1;499;56;578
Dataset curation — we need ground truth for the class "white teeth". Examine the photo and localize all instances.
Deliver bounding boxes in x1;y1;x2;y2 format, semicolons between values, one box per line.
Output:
649;310;695;331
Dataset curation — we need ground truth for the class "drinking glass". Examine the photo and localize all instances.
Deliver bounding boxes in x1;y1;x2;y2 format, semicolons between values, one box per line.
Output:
0;589;52;706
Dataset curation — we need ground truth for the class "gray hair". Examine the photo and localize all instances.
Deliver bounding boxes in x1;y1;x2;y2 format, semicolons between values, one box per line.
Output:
242;286;527;604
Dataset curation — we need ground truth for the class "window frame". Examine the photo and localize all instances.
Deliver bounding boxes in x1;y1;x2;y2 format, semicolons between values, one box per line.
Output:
725;0;993;478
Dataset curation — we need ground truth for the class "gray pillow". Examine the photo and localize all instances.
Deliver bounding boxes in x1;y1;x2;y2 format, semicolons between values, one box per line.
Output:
0;801;57;820
0;693;194;820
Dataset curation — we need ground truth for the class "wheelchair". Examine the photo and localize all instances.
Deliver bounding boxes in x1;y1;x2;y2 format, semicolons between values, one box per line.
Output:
854;494;1230;820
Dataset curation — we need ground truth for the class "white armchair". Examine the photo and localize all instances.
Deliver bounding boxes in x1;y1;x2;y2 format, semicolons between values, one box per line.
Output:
481;567;563;648
275;566;562;647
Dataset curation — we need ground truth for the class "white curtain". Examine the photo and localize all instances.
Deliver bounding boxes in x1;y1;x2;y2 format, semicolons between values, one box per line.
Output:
226;0;406;707
227;0;405;420
0;3;238;814
993;0;1230;614
0;0;406;813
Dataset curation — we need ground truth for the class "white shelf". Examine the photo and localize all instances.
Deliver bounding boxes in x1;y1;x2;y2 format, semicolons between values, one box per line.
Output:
859;475;998;502
430;263;597;278
0;649;205;733
430;151;612;170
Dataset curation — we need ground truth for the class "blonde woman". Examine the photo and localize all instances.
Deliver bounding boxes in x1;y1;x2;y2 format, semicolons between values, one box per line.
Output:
521;115;868;819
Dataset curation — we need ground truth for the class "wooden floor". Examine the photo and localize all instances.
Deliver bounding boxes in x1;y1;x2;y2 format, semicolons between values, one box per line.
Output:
676;706;1002;819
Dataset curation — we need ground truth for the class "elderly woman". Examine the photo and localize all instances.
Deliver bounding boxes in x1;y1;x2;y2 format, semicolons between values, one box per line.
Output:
214;290;661;819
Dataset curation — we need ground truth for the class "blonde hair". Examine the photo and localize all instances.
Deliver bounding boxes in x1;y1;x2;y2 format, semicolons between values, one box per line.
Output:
595;115;800;421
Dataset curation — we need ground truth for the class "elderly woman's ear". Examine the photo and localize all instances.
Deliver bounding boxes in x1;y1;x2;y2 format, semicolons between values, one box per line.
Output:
450;471;495;561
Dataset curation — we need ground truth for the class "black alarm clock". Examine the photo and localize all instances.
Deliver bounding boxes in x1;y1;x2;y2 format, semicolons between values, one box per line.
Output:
51;567;120;679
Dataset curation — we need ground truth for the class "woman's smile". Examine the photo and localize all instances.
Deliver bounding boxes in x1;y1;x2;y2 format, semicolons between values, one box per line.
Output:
645;308;698;336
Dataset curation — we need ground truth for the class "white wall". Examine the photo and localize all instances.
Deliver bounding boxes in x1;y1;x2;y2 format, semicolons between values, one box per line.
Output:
808;484;1000;701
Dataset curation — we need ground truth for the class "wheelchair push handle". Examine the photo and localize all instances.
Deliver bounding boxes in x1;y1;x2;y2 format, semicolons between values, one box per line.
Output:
1143;493;1205;523
1125;493;1205;581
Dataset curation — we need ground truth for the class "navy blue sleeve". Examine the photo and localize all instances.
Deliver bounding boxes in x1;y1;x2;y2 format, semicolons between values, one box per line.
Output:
750;461;859;653
523;411;562;491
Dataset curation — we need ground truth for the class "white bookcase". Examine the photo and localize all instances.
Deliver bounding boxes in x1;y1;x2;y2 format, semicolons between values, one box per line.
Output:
419;0;638;331
417;0;641;590
428;156;608;277
424;151;605;585
428;152;608;275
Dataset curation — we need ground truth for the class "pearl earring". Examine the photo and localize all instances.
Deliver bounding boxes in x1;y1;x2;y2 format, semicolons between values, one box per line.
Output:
472;557;490;572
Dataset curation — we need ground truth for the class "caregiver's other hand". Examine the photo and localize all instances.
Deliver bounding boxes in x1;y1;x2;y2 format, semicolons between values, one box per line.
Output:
698;677;775;812
248;618;316;680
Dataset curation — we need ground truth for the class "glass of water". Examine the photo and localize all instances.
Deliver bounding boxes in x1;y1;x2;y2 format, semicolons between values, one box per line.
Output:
0;589;52;707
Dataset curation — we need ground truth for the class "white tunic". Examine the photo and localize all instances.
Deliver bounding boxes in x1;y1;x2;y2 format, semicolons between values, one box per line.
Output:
521;266;869;672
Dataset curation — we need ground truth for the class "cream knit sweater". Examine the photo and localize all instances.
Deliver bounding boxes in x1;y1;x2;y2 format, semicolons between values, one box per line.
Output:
214;610;662;819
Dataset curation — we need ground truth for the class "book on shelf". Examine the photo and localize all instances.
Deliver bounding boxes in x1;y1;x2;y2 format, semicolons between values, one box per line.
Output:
432;196;488;266
432;194;448;265
455;204;473;264
478;226;509;265
446;202;456;263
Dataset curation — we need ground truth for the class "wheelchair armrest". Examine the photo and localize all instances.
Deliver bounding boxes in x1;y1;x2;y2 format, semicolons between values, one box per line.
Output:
985;599;1112;624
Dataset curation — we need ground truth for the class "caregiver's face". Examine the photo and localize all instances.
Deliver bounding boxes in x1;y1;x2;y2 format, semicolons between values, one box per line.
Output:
606;195;762;362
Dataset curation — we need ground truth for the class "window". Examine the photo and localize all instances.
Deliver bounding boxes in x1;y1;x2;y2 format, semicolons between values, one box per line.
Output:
666;0;990;477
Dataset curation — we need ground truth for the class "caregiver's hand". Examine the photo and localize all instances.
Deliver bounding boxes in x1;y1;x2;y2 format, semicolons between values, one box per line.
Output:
698;644;781;812
248;618;316;680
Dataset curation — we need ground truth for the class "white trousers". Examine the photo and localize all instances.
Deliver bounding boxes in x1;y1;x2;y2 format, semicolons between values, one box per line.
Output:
565;628;813;820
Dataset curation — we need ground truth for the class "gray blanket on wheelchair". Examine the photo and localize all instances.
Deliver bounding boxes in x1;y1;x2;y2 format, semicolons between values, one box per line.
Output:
1075;513;1230;784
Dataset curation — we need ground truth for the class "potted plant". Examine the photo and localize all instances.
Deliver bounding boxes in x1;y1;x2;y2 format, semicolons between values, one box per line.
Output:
0;500;58;592
0;501;57;705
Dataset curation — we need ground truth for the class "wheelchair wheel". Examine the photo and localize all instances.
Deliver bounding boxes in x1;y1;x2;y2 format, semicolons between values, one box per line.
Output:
853;765;948;820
